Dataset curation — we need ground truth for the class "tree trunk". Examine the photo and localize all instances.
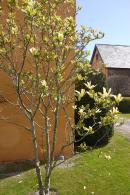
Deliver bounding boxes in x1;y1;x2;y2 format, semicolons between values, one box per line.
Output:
35;160;44;195
44;176;50;195
43;108;51;195
31;121;44;195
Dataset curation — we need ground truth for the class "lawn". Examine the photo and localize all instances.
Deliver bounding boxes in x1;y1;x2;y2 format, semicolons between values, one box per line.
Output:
120;113;130;119
0;133;130;195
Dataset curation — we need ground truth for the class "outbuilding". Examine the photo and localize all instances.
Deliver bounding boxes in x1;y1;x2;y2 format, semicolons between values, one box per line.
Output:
91;44;130;96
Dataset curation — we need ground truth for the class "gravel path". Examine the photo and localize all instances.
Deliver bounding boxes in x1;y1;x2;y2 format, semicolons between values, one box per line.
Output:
115;118;130;138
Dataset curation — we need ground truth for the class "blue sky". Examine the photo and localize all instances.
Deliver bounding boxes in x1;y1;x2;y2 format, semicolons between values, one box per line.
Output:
77;0;130;59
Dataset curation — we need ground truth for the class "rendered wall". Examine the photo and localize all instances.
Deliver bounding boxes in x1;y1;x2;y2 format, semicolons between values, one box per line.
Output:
0;1;75;162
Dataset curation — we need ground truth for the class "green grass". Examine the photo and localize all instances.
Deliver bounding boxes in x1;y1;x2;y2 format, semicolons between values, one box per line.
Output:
0;134;130;195
120;113;130;119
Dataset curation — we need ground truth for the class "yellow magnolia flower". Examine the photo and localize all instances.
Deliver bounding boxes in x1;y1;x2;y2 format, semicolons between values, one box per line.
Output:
85;81;95;90
104;154;111;160
110;107;119;114
57;32;64;42
113;93;123;103
30;47;40;57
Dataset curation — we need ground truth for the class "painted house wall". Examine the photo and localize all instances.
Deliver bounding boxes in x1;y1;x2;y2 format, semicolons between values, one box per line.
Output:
0;1;75;162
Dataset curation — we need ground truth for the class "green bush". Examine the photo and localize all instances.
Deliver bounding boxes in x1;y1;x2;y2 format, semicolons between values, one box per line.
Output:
118;97;130;113
75;70;114;148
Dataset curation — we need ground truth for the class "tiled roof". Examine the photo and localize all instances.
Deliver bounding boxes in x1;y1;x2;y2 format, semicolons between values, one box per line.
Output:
95;44;130;68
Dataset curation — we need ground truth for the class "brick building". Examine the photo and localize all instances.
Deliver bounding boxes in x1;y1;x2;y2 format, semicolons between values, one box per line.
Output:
91;44;130;96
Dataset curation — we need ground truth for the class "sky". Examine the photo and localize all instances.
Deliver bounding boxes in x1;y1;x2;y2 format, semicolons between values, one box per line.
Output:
76;0;130;59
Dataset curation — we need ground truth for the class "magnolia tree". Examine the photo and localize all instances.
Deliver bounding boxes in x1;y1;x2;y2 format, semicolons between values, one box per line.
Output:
0;0;122;195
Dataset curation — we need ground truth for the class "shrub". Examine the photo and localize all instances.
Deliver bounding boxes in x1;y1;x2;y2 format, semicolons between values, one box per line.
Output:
75;70;114;148
118;97;130;113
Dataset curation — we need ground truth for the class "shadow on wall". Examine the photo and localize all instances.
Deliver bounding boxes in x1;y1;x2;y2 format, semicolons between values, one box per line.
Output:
108;75;130;96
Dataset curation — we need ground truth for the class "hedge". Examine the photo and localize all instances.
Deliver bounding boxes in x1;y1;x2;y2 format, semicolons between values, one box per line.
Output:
118;97;130;113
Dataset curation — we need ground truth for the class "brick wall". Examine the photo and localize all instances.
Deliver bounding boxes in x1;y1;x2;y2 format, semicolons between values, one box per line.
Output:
108;68;130;77
91;48;130;96
91;48;108;76
108;68;130;96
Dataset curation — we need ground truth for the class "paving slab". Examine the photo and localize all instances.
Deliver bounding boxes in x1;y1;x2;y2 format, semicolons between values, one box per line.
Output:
115;118;130;138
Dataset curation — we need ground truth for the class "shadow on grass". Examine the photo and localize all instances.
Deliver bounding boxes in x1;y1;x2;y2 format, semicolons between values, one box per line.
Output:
0;160;42;180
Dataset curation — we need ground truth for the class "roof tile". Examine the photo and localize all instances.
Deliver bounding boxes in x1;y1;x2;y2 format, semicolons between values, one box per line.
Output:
96;44;130;68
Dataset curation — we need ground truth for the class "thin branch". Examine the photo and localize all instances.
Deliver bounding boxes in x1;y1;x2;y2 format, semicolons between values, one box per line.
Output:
0;117;31;132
